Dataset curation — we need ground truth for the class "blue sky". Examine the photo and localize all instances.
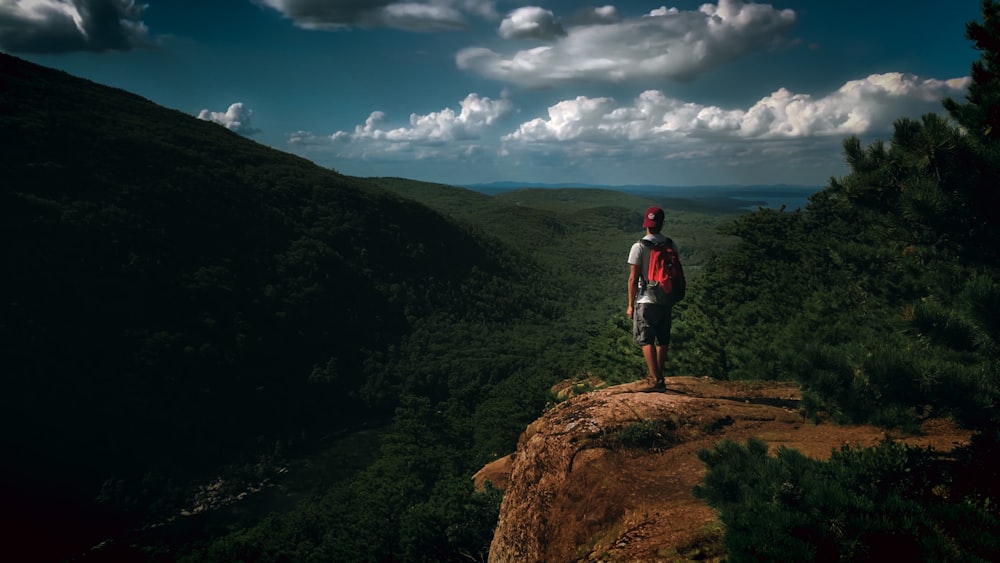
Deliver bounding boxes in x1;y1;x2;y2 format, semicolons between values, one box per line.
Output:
2;0;982;187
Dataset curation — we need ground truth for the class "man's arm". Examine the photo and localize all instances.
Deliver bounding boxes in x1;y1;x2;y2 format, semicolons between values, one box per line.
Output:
627;263;640;318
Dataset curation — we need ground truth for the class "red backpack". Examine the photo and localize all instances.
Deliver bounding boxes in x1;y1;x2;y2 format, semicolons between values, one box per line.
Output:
640;237;686;303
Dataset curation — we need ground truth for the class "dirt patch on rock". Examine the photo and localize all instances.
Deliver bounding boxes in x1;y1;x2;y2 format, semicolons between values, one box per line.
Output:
477;376;972;562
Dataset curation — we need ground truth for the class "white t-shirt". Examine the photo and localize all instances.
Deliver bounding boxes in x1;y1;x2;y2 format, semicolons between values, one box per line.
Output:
628;233;670;304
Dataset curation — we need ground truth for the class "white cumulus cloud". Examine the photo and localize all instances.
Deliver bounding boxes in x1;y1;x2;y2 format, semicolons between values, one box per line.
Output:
254;0;498;31
492;72;968;184
503;73;970;144
290;93;513;160
0;0;150;53
499;7;565;40
740;73;973;138
457;0;797;87
197;102;261;136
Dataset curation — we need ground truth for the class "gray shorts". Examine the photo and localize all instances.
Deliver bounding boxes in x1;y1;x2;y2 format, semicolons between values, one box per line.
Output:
633;302;672;347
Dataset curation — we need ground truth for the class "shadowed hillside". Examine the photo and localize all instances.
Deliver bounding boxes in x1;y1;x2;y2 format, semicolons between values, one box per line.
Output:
0;53;550;560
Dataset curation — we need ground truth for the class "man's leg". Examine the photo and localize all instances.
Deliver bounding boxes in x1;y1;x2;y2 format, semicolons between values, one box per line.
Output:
643;345;668;381
654;345;669;380
651;303;672;385
637;304;670;386
642;344;659;381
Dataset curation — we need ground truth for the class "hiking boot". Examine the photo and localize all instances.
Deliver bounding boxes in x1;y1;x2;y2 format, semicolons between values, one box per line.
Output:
645;379;667;392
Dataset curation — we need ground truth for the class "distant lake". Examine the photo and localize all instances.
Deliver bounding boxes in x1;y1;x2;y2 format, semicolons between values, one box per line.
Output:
615;184;822;212
720;188;819;211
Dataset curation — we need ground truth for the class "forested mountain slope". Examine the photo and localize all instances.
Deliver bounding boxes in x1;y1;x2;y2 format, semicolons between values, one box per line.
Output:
0;53;553;560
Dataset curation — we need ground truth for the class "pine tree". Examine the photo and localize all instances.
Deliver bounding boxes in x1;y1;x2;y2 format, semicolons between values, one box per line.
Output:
942;0;1000;242
694;3;1000;558
944;0;1000;142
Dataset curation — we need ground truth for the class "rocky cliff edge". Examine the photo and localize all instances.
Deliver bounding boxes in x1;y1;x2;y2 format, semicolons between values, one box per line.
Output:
475;376;972;563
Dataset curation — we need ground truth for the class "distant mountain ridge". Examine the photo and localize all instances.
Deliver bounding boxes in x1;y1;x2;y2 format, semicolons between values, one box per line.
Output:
463;181;823;195
461;181;822;212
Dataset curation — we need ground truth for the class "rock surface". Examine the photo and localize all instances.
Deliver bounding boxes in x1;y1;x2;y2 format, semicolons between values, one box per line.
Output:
476;376;972;563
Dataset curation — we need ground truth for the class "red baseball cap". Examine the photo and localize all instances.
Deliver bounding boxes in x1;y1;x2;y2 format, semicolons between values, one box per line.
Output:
642;206;664;228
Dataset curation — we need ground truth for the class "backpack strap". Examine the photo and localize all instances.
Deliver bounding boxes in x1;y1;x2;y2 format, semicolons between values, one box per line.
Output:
637;238;650;283
638;237;671;282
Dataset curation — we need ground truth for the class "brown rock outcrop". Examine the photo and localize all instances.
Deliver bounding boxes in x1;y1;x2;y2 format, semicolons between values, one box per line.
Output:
481;377;972;563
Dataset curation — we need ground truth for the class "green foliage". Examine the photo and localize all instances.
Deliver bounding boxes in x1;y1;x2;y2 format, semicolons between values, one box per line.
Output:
179;399;504;563
688;5;1000;561
603;419;678;450
696;439;1000;562
581;315;647;383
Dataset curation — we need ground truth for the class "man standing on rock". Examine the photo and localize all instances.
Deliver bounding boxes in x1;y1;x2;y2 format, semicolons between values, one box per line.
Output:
627;206;684;392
